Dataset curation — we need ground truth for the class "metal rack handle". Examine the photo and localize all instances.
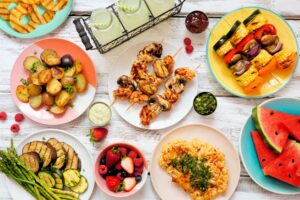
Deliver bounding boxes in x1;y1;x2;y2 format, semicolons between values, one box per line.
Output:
73;18;93;50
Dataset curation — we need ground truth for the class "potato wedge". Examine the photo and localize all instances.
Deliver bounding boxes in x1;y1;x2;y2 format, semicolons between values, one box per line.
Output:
30;72;42;85
38;69;52;84
75;74;87;93
55;90;71;107
46;79;62;96
42;92;54;106
61;76;74;86
49;105;65;115
44;55;61;66
29;94;42;109
64;66;76;77
51;67;64;79
16;85;30;103
27;84;42;97
23;56;40;72
74;60;83;74
41;49;58;64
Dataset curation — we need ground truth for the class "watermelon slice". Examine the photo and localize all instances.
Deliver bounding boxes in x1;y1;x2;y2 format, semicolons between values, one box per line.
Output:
281;116;300;141
252;107;295;153
263;140;300;187
251;130;278;172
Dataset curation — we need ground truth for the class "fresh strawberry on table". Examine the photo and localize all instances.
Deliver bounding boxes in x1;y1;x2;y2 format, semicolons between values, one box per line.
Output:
89;127;108;143
106;147;121;168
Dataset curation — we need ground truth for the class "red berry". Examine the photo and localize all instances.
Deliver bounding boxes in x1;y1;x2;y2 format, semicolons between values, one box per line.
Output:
133;157;143;167
128;151;138;159
106;176;121;192
184;37;192;45
15;113;24;122
0;112;7;120
115;162;122;170
135;166;144;174
185;45;194;54
90;128;108;142
120;147;127;156
117;172;124;181
10;124;20;133
106;147;121;168
98;165;108;175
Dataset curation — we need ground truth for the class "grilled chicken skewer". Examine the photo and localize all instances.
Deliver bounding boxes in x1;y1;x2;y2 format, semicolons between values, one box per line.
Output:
140;67;196;125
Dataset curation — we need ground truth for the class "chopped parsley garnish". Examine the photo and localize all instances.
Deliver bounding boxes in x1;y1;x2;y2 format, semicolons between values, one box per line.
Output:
171;153;212;191
64;84;74;93
20;78;29;86
30;62;39;73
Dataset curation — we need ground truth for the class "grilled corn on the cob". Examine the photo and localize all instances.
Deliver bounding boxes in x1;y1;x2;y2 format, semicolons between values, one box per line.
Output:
246;14;267;32
230;23;249;45
251;49;272;69
216;40;234;56
236;65;258;87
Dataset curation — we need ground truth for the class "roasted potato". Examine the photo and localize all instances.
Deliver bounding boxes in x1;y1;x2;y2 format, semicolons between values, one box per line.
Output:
29;94;42;109
49;105;65;115
51;67;64;79
35;63;47;73
64;66;76;77
27;84;42;97
41;49;58;64
69;87;77;100
44;55;61;66
75;74;87;93
16;85;30;103
55;90;71;107
30;72;42;85
38;69;52;84
46;79;62;96
61;76;74;86
74;60;83;74
42;92;54;106
23;56;40;72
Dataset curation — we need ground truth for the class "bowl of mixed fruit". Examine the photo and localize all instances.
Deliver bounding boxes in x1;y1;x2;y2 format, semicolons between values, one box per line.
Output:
94;143;148;197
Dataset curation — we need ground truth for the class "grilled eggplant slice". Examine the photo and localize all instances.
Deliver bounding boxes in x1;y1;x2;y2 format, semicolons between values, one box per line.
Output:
52;173;64;189
22;141;57;168
70;176;88;194
47;138;67;169
20;152;41;173
38;172;55;188
63;169;81;188
62;142;80;171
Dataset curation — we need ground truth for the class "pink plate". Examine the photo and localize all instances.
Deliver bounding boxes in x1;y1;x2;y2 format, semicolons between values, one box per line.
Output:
10;38;97;125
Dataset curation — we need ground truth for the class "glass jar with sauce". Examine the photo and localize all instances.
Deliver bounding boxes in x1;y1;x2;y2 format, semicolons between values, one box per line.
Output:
87;102;112;127
185;11;209;34
90;9;124;45
117;0;150;32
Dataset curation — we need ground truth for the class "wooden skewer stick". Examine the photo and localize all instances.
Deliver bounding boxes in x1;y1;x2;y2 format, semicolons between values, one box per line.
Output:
110;98;117;107
126;102;135;111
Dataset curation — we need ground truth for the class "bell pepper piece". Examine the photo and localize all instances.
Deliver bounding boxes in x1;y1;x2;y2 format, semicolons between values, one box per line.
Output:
259;57;278;76
254;24;277;40
243;76;263;93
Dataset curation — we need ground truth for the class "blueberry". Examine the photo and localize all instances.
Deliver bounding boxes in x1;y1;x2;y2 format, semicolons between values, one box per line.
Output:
100;156;106;165
120;171;128;178
135;175;142;183
107;168;118;176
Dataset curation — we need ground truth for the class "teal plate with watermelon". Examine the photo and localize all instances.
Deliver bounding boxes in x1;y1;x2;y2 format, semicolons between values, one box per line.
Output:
240;97;300;194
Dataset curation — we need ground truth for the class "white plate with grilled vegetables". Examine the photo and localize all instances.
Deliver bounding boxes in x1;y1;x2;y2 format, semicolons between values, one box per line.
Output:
11;38;97;126
108;41;198;130
5;129;95;200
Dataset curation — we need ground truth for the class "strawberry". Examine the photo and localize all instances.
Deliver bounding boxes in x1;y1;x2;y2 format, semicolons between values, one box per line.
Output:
106;147;121;168
128;150;138;159
123;177;137;192
89;128;108;142
98;165;108;175
10;124;20;133
121;157;134;174
120;147;127;156
135;166;144;174
115;162;122;170
0;112;7;120
133;157;143;167
185;45;194;54
14;113;24;122
184;37;192;45
106;176;121;192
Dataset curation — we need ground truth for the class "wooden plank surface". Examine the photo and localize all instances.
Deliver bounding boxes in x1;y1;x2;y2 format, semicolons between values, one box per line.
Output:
1;0;300;199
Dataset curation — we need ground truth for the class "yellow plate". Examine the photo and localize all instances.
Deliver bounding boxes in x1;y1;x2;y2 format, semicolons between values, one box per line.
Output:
206;7;299;98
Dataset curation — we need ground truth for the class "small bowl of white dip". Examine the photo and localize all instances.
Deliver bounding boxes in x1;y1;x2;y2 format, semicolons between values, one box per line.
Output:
87;102;112;127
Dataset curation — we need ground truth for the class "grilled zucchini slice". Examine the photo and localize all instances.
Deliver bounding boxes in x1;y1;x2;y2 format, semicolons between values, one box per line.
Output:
52;173;64;189
20;152;41;173
47;138;67;169
62;142;80;171
63;169;81;188
22;141;57;168
70;176;88;194
38;172;55;188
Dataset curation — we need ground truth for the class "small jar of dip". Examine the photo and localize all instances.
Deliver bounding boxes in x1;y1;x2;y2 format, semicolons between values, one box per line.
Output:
87;102;112;127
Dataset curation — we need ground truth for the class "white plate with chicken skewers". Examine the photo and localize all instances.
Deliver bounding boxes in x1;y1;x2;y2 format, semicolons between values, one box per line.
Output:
109;41;198;130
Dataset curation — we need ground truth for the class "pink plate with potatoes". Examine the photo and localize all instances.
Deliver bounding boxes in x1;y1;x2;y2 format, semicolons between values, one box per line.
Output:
10;38;97;126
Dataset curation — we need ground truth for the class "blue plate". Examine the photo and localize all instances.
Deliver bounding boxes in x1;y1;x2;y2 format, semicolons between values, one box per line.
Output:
240;97;300;194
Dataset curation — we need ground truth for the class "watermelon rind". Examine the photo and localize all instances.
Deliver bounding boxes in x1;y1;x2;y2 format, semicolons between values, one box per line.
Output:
252;107;281;154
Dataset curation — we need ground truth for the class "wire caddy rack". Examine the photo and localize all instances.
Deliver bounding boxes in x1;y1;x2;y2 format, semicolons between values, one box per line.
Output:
73;0;186;54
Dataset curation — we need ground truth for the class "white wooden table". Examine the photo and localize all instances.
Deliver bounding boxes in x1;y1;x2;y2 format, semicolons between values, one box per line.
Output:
0;0;300;199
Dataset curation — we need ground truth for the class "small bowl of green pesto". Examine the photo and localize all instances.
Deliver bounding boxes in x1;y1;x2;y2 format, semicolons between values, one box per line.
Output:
193;92;217;115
